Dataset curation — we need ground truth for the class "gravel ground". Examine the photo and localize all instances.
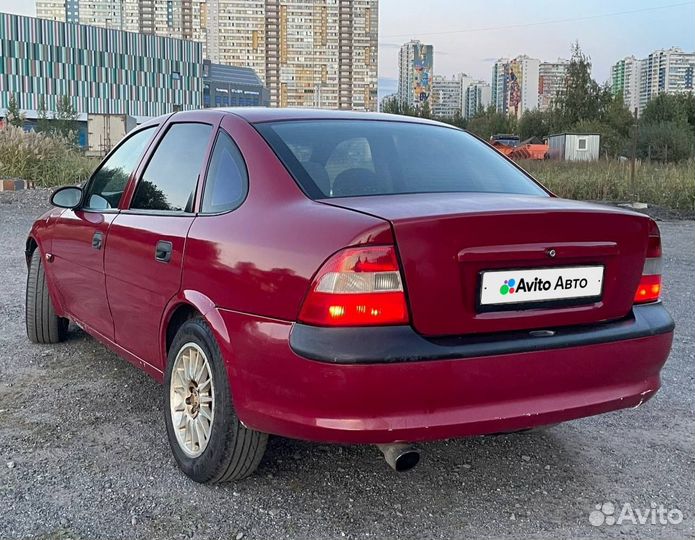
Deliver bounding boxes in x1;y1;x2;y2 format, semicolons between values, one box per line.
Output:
1;189;693;540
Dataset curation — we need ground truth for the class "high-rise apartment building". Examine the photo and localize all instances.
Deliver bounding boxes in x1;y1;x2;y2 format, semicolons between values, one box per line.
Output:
38;0;379;111
205;1;265;79
431;73;472;118
397;39;434;109
36;0;80;23
37;0;204;40
258;0;378;110
491;55;540;117
538;59;568;111
431;76;459;118
464;81;491;119
491;58;508;114
639;47;695;112
611;56;642;114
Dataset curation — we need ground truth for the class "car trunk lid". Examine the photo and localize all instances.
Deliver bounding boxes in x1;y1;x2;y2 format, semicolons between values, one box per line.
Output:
321;193;651;336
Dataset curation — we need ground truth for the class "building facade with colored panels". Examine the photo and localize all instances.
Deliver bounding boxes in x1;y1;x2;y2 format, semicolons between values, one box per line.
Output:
0;12;203;118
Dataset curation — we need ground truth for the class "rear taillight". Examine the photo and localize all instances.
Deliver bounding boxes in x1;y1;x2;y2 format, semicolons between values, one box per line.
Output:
634;221;662;304
299;245;409;326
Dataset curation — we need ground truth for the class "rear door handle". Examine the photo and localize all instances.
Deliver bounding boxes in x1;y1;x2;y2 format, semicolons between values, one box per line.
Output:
92;231;103;250
155;240;173;263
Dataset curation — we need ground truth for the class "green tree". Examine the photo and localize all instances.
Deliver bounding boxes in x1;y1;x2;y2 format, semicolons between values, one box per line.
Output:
641;93;695;134
553;42;607;127
36;97;52;133
466;106;517;140
5;94;25;128
381;96;417;117
53;95;79;142
600;94;634;136
518;109;549;139
578;94;635;158
638;121;695;162
381;96;399;114
639;94;695;161
418;100;431;119
448;109;467;129
681;93;695;136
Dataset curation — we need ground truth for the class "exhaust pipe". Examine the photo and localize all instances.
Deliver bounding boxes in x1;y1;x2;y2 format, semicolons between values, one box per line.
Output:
377;443;420;472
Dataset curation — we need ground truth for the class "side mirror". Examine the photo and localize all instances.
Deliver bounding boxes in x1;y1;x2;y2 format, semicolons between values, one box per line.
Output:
50;186;83;209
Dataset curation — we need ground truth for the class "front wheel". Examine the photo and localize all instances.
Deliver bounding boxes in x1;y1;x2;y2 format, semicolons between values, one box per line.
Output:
26;249;68;344
164;318;267;483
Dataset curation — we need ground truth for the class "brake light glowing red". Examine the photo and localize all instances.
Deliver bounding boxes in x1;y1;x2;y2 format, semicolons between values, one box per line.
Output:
634;221;662;304
299;245;409;326
634;274;661;303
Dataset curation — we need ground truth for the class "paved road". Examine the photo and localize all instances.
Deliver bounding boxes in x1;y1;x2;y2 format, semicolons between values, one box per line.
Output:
1;189;693;540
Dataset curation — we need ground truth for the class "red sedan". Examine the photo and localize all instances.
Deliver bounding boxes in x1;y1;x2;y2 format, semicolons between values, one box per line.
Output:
26;108;674;482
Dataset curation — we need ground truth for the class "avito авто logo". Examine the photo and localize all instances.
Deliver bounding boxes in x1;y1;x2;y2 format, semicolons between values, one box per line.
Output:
500;276;590;295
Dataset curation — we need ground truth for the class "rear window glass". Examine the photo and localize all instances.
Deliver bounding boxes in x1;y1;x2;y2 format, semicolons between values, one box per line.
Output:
256;120;547;199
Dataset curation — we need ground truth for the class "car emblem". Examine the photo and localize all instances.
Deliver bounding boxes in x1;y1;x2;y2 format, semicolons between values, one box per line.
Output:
547;248;556;258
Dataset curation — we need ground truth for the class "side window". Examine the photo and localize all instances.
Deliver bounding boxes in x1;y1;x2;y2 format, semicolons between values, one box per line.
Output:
83;127;156;210
201;130;248;214
130;123;212;212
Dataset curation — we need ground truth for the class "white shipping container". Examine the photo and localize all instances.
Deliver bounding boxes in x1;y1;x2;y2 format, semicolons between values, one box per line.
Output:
87;114;137;157
547;133;600;161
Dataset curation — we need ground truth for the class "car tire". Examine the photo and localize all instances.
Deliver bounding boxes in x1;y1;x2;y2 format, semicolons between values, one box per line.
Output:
164;317;268;483
26;249;68;344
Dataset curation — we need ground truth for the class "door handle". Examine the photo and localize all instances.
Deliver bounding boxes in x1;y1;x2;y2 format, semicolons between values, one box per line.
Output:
155;240;173;263
92;231;103;250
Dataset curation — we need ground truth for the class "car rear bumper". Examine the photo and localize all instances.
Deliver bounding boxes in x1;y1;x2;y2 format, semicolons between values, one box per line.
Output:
217;303;674;444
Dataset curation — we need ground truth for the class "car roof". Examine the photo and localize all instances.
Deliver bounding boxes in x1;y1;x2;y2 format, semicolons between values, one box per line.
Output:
172;107;454;127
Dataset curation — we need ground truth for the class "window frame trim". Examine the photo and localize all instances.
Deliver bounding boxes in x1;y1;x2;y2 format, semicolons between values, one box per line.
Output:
124;119;220;216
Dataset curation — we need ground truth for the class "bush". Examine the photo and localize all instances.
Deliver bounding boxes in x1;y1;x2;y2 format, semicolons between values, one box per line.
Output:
0;125;97;187
638;121;695;162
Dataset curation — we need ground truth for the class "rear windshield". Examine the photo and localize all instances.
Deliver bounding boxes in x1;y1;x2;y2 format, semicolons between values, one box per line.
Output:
255;120;548;199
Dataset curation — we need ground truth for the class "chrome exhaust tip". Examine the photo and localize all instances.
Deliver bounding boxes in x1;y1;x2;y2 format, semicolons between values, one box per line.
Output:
376;443;420;472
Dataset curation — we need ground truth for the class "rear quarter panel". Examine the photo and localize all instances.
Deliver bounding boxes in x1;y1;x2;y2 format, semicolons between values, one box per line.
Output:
181;114;392;321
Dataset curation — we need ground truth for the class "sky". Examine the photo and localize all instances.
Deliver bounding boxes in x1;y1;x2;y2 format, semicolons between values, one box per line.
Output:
2;0;694;99
378;0;695;97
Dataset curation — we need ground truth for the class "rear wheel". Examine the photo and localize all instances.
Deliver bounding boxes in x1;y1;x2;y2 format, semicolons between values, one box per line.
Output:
26;249;68;344
164;318;267;483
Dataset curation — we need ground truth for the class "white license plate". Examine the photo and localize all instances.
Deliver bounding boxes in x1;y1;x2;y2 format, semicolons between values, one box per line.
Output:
480;265;604;306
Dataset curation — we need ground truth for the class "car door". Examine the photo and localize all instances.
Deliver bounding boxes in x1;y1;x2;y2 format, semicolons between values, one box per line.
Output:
49;126;158;339
104;118;217;369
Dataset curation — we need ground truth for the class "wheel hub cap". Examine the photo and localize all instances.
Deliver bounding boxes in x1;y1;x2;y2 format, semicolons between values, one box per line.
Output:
170;343;215;458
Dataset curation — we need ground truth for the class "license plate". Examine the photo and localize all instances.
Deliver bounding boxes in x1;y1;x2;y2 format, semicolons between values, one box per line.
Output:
480;265;604;307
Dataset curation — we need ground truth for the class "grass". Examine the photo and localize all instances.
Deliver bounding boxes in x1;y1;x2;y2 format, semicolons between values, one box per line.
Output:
519;159;695;211
0;125;98;187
